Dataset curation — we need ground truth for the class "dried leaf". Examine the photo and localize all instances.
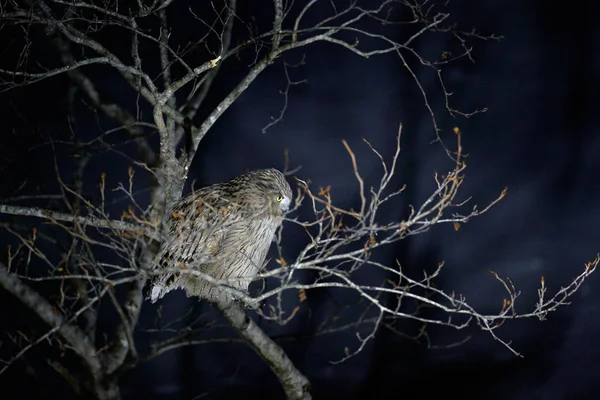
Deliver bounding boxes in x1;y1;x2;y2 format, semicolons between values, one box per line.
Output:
369;235;376;246
210;55;222;68
318;186;331;197
276;257;287;267
298;288;307;303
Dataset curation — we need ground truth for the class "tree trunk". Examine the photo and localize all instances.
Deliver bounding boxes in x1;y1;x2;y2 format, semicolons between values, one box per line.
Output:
81;376;122;400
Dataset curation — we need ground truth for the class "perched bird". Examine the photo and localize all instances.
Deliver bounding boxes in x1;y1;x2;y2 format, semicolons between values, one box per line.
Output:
145;168;292;305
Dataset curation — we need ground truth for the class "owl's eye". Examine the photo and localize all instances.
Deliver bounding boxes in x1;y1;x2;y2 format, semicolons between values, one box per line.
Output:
276;195;284;202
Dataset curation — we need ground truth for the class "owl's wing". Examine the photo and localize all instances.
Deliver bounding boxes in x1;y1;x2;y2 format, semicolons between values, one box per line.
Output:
145;190;242;302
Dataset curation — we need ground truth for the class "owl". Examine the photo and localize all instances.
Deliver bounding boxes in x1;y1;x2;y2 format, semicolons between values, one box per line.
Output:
145;168;293;305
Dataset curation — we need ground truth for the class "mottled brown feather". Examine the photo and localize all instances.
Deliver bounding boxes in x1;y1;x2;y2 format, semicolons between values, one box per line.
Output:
146;168;292;305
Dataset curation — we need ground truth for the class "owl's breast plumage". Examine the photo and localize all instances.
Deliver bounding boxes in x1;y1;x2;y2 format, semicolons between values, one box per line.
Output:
247;217;280;266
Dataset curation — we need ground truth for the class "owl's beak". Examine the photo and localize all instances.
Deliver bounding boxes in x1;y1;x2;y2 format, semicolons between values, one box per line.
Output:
281;197;291;213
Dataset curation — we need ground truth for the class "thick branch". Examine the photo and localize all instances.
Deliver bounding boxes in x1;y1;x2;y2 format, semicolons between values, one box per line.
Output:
184;57;270;168
14;3;187;128
0;261;101;374
173;0;237;147
212;299;312;400
158;8;177;141
103;277;146;375
0;204;159;239
52;33;158;167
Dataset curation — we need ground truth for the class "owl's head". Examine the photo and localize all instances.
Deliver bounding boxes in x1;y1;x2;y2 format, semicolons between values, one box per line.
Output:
243;168;292;217
263;168;293;215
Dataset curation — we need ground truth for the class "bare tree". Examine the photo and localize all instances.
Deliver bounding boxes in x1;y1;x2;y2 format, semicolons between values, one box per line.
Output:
0;1;597;399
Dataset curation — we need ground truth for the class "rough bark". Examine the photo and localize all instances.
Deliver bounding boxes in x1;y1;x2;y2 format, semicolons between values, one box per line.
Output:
213;299;312;400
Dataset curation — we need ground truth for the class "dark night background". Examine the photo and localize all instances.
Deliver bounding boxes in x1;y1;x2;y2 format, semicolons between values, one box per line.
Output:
1;1;600;399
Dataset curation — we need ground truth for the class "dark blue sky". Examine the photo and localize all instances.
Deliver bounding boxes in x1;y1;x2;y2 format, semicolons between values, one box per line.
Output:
1;1;600;399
